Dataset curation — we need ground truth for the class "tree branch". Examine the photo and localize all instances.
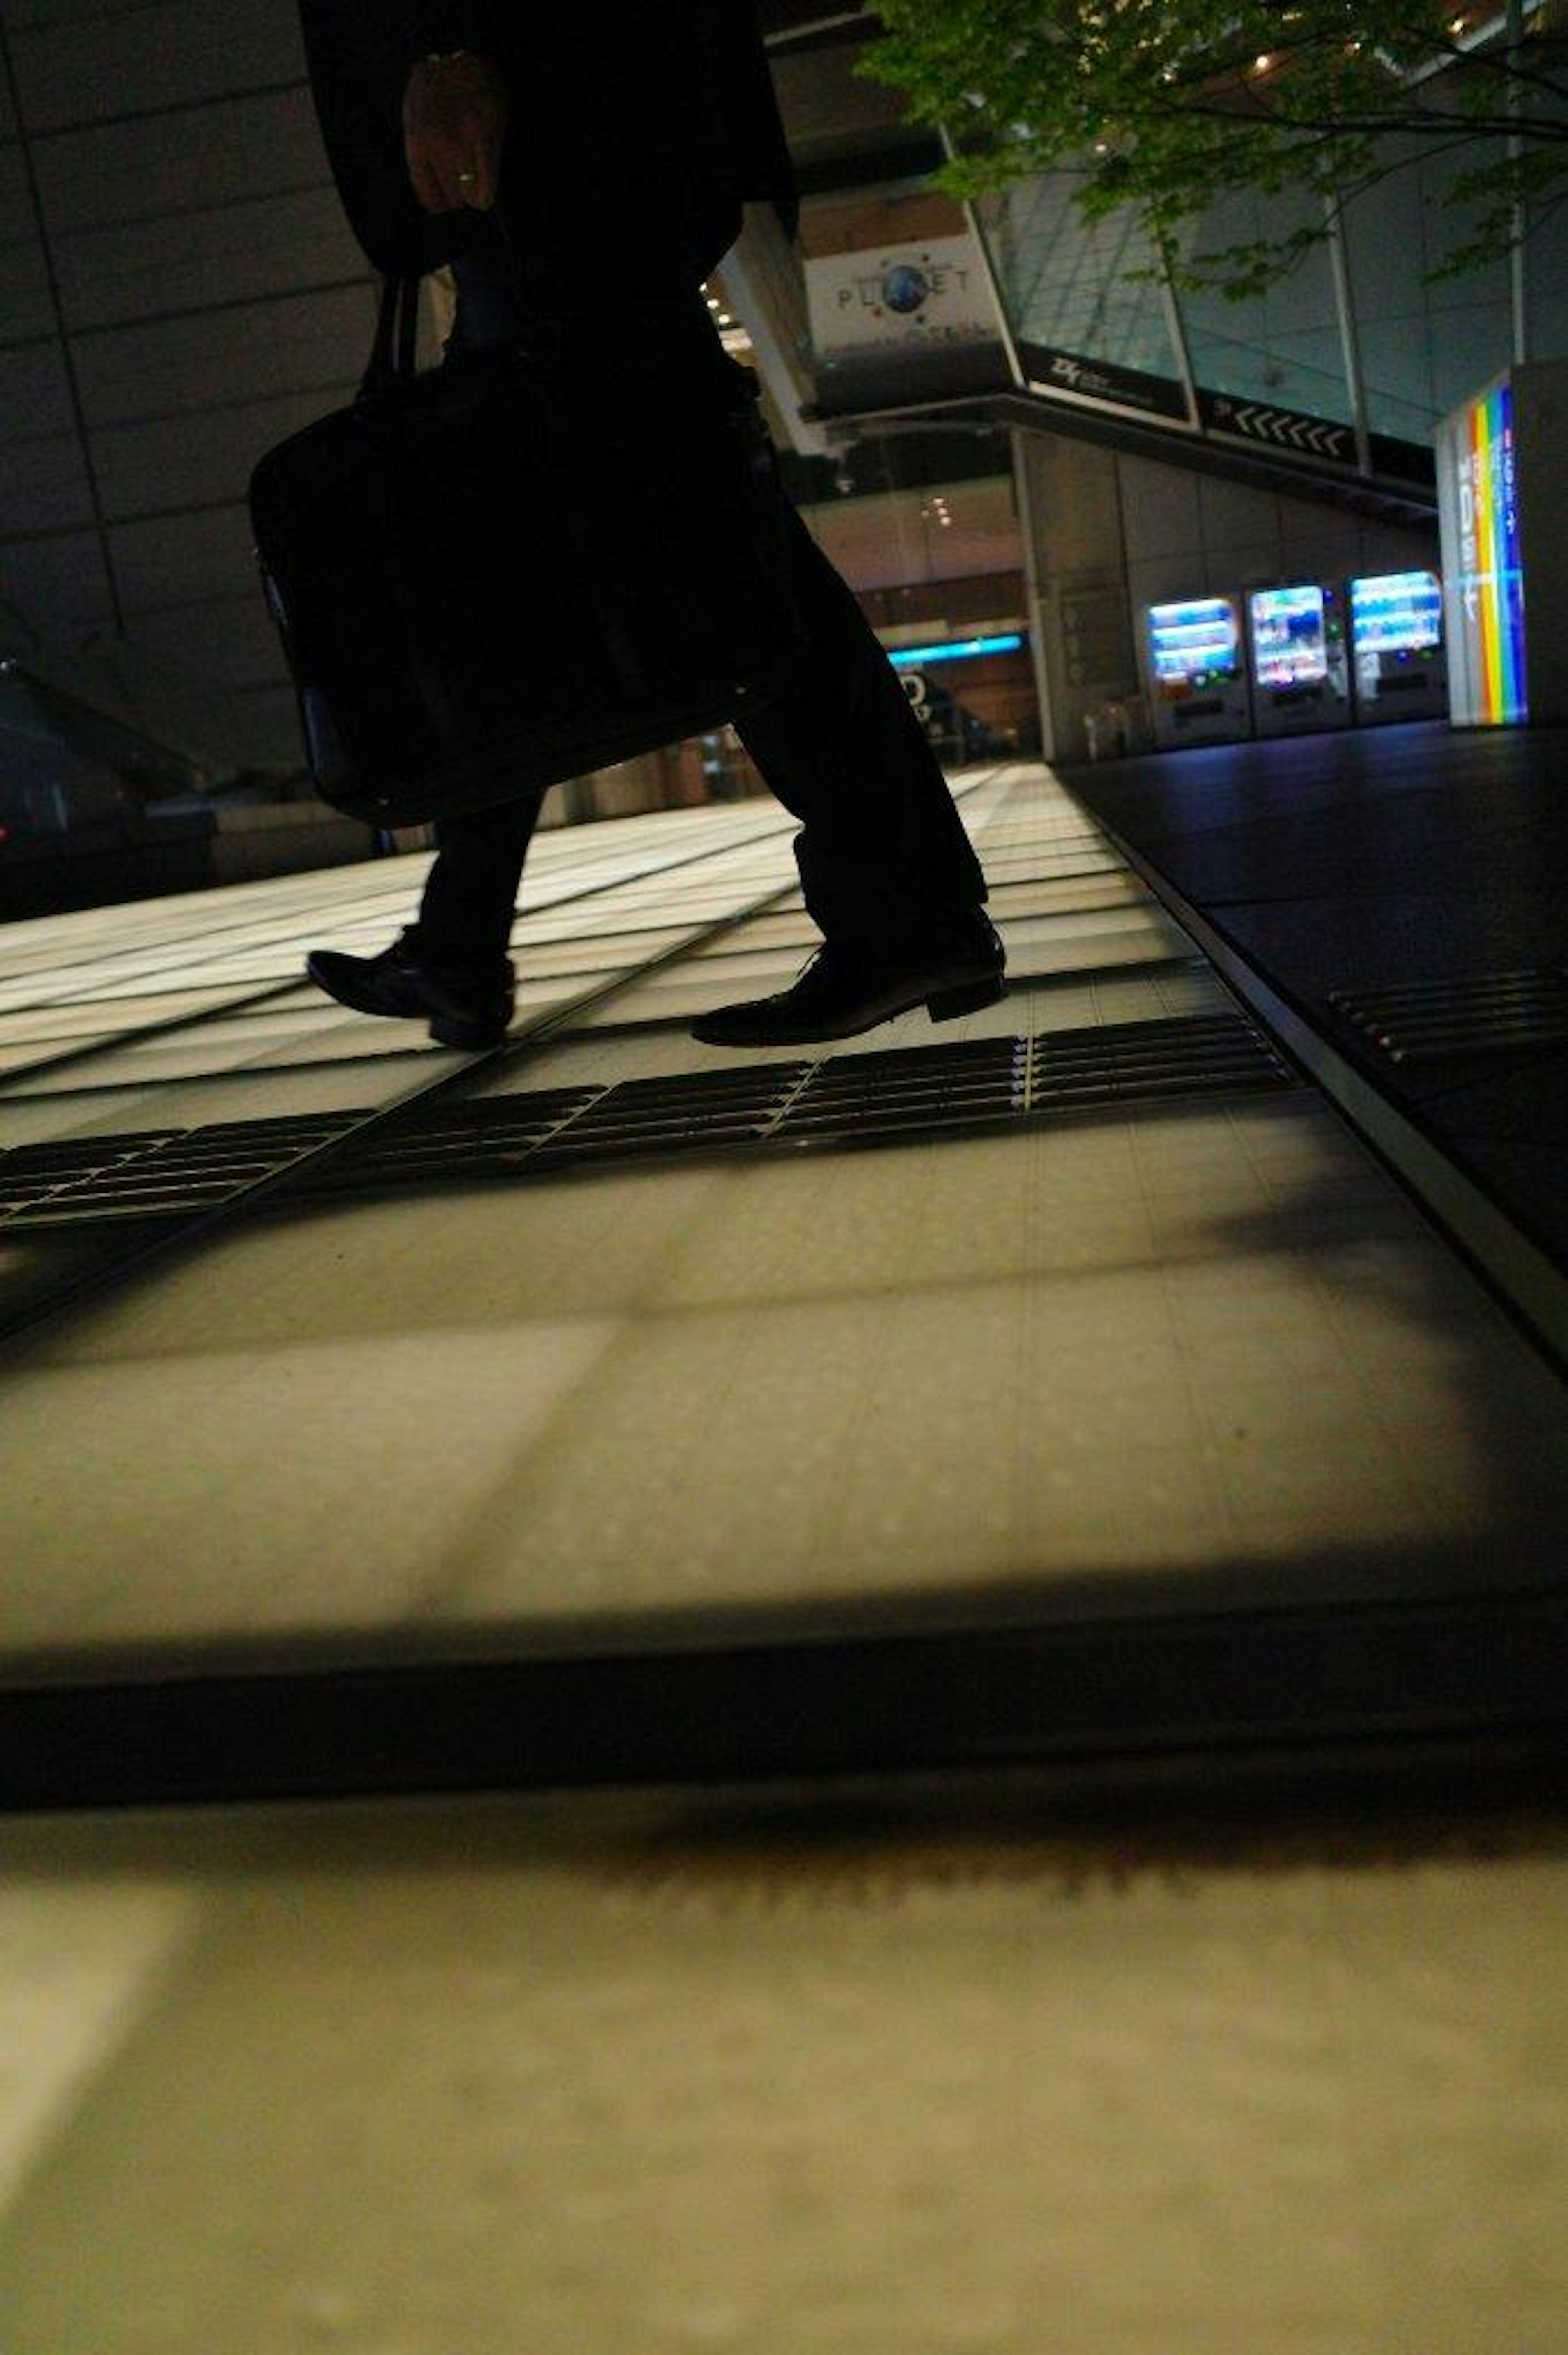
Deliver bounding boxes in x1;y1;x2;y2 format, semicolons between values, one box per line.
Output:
1140;85;1567;139
1373;11;1568;100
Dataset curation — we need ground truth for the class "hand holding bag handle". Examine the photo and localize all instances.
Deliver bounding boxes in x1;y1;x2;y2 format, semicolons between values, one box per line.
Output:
356;209;561;411
359;265;421;404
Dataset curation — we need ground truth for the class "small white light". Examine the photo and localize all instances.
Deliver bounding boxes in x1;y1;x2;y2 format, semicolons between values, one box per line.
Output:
1254;51;1272;69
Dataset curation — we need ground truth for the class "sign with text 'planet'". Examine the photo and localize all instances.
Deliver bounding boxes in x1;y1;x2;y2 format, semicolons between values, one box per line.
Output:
807;232;1010;407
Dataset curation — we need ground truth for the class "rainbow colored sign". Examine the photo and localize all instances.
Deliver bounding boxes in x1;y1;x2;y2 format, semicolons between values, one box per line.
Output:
1448;379;1528;725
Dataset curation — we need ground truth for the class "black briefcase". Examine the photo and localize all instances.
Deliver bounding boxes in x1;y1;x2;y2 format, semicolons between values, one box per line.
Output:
249;268;803;827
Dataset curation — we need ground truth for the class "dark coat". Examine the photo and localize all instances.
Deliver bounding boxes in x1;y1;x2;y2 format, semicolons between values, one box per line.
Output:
298;1;797;280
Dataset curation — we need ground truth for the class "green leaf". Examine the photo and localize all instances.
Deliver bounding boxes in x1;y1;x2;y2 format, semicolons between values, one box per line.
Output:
859;0;1565;298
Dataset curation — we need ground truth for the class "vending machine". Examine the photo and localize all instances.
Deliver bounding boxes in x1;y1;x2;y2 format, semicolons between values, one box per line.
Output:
1247;583;1351;736
1145;595;1252;749
1347;570;1447;725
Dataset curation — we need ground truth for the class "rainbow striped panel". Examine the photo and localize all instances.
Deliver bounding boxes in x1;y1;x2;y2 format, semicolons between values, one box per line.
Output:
1469;381;1528;724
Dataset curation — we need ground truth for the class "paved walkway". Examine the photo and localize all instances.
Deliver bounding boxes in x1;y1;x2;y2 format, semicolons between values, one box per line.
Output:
1063;718;1568;1285
0;766;1560;1754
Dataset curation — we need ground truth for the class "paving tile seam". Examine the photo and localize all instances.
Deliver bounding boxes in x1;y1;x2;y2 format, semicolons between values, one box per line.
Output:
0;770;1011;1115
0;806;811;1090
0;774;1018;1342
1057;785;1568;1369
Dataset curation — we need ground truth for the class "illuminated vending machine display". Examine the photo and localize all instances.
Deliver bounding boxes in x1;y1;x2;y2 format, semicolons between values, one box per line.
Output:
1145;596;1252;749
1246;583;1350;736
1348;570;1447;725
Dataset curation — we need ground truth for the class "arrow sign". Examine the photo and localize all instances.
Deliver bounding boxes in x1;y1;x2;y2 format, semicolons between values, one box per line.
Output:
1215;396;1352;462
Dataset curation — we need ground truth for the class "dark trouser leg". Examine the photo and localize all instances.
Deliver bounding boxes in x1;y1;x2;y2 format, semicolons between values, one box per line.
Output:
402;219;546;977
410;793;541;973
735;507;989;944
408;214;988;968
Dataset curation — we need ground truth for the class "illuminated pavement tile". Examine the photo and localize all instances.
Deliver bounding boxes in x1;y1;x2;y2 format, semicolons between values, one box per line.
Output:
0;765;1562;1677
0;1786;1562;2355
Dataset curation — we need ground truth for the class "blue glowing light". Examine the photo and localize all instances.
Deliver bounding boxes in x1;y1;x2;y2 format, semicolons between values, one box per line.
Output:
888;633;1025;667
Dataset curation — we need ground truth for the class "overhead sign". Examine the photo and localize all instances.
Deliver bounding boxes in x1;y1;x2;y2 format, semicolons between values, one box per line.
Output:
1201;389;1354;464
1014;346;1431;486
808;232;1010;405
1018;340;1190;424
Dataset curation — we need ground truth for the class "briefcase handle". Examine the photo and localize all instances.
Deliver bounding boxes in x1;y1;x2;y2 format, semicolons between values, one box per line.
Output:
358;212;563;408
359;269;422;404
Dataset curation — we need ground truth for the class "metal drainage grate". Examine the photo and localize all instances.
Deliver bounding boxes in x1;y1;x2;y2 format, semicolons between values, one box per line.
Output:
528;1063;813;1176
0;1015;1295;1231
774;1039;1026;1146
1028;1013;1292;1107
0;1111;359;1228
1329;969;1568;1065
290;1068;820;1198
292;1086;605;1198
0;1131;183;1218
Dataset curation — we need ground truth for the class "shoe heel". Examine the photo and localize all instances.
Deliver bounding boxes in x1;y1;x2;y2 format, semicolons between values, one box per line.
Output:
928;976;1006;1023
429;1017;504;1051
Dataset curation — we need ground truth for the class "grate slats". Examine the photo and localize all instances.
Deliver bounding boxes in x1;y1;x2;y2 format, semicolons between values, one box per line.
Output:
1329;969;1568;1065
0;1014;1296;1230
0;1112;358;1229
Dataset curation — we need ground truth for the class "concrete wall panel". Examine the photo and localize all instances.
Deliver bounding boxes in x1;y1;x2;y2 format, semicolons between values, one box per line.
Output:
0;2;362;718
124;586;283;685
1199;541;1293;596
0;134;41;252
233;678;305;763
0;527;116;632
89;384;359;521
29;89;325;237
1117;459;1200;565
108;501;263;615
1197;472;1277;555
69;280;374;429
1278;503;1361;573
7;3;304;136
0;427;94;535
0;337;74;441
1358;520;1444;578
1029;435;1123;579
0;232;55;342
50;187;360;334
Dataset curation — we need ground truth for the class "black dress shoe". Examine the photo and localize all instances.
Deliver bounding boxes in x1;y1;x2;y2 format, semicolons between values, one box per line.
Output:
691;911;1006;1048
305;933;514;1049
